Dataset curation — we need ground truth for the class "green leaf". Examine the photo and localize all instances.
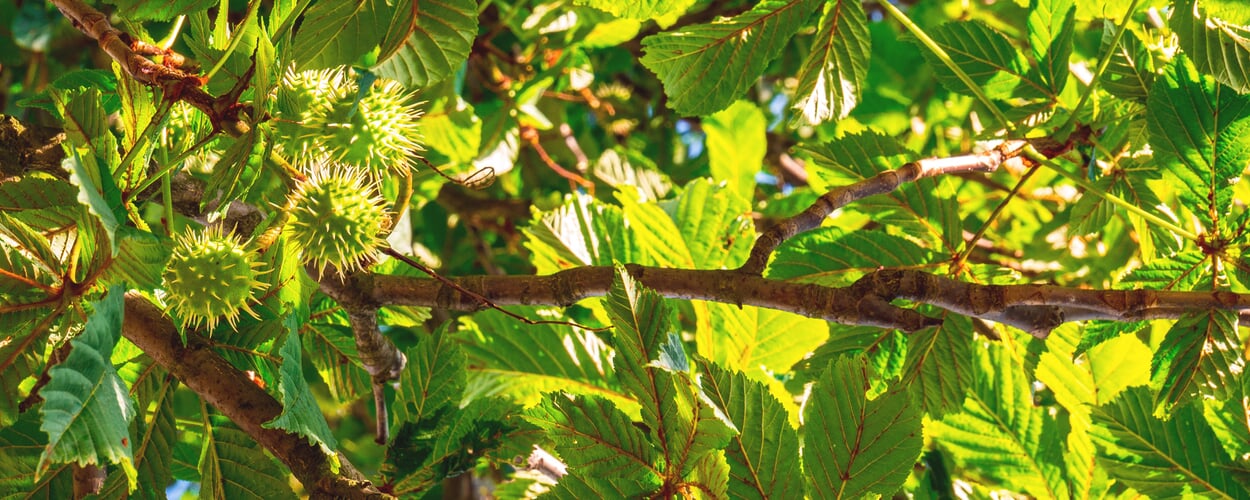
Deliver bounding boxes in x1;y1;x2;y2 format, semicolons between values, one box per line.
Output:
929;342;1069;499
524;193;639;272
804;356;922;499
38;287;137;488
393;326;465;430
98;227;170;291
542;470;657;499
640;0;823;116
615;189;694;268
1152;309;1243;411
1090;386;1248;499
1147;54;1250;229
917;20;1048;100
92;382;177;500
571;0;689;21
102;0;214;21
202;129;265;213
0;410;73;497
291;0;391;70
702;101;764;199
686;450;730;500
303;322;371;401
262;316;338;456
792;0;871;125
525;395;661;488
604;266;735;478
198;416;298;500
386;398;520;494
696;359;802;499
460;308;627;408
701;303;828;375
1172;0;1250;93
1099;25;1154;101
767;228;934;286
670;179;754;270
420;92;481;165
1026;0;1075;94
903;313;974;417
373;0;477;89
0;212;61;276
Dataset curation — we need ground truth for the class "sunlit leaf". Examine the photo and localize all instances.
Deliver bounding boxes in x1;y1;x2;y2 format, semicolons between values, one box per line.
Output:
1172;0;1250;93
640;0;823;116
373;0;477;88
792;0;871;125
703;101;765;199
291;0;391;70
1152;309;1244;411
916;20;1049;100
1090;386;1247;499
198;416;297;500
1147;54;1250;229
929;342;1069;499
805;356;922;498
696;359;802;499
1026;0;1075;95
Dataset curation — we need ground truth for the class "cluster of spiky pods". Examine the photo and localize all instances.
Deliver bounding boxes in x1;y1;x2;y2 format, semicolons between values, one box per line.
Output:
161;67;422;330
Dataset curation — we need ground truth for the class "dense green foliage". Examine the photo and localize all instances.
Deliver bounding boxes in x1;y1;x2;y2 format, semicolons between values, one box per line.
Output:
2;0;1250;498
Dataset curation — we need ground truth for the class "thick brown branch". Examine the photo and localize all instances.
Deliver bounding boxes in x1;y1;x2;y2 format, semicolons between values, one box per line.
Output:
121;294;391;499
358;266;1250;338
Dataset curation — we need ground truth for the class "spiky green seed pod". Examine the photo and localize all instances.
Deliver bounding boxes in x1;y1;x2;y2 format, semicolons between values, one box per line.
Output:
274;67;423;176
162;227;267;331
285;163;389;274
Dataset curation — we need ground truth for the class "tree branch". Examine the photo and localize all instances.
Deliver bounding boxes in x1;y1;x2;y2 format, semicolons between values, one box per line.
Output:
121;294;392;499
313;267;407;445
352;265;1250;338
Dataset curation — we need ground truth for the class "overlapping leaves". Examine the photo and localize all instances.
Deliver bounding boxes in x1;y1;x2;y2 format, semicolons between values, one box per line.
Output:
641;0;823;116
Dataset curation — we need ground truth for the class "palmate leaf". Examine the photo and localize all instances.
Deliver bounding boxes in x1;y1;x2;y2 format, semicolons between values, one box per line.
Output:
702;101;764;199
291;0;390;70
792;0;870;125
1099;25;1154;101
903;313;974;417
387;398;520;494
1173;0;1250;93
916;20;1050;101
262;316;337;456
198;416;297;500
695;359;802;500
0;410;73;497
525;395;661;490
603;266;735;480
102;0;213;21
1152;309;1244;411
669;179;754;270
373;0;477;89
542;470;657;500
302;322;371;401
1090;386;1249;499
1035;325;1149;500
767;228;934;286
92;381;177;500
97;226;169;291
392;326;465;432
702;303;828;375
459;308;627;408
928;342;1069;499
38;287;137;488
1026;0;1075;95
804;356;922;499
571;0;690;21
640;0;824;116
1147;54;1250;230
